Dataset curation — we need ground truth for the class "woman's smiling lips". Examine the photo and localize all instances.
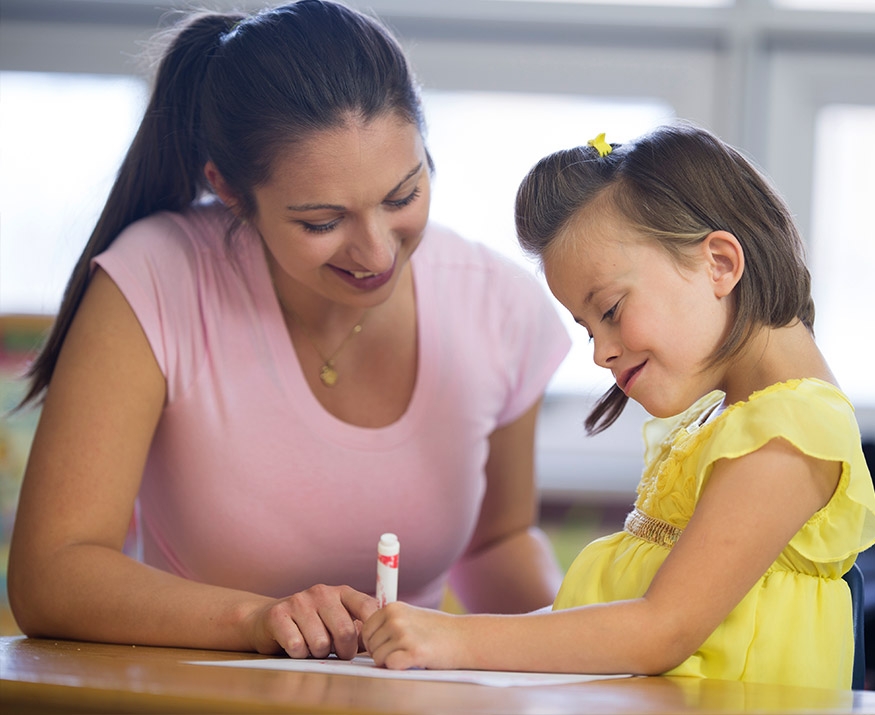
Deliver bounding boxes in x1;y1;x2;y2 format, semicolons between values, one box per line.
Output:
617;362;646;394
330;261;396;290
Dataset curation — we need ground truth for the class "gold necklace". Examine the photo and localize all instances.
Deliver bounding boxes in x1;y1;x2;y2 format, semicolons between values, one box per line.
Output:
282;305;367;388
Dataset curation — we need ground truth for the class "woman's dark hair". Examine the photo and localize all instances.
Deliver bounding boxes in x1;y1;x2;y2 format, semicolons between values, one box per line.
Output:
515;121;814;434
20;0;427;408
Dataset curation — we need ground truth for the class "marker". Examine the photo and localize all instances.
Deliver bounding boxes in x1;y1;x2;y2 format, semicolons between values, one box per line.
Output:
375;533;399;607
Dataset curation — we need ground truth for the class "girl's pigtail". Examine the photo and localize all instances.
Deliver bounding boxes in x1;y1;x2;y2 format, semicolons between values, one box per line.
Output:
18;13;244;409
584;385;628;435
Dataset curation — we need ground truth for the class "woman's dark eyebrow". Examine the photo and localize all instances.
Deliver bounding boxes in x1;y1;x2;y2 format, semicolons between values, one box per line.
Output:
285;162;423;212
386;162;423;196
285;201;346;212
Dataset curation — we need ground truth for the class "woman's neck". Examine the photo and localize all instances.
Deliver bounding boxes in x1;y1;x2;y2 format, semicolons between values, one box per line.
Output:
266;255;379;339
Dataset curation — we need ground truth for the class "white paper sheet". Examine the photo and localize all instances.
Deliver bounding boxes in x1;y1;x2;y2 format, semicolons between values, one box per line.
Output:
187;654;630;687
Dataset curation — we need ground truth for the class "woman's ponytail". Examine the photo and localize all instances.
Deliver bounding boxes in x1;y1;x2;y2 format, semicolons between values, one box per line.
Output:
18;12;243;408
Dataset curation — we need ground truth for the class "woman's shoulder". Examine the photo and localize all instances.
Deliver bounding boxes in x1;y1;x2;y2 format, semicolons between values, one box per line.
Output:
94;200;253;310
416;221;546;307
417;222;530;274
112;200;235;256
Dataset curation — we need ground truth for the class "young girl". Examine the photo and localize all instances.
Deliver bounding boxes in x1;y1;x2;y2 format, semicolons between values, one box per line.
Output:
362;123;875;689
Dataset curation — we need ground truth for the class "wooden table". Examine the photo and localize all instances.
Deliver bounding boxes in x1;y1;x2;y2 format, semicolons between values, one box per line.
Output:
3;636;875;714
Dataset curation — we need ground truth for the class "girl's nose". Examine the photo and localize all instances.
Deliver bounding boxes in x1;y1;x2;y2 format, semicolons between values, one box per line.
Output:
592;331;620;369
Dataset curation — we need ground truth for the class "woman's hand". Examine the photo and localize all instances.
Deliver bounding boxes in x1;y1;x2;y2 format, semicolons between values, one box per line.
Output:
362;602;465;670
249;585;379;660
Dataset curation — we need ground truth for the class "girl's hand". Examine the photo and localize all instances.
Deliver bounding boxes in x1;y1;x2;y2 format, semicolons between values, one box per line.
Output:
249;585;379;660
362;602;465;670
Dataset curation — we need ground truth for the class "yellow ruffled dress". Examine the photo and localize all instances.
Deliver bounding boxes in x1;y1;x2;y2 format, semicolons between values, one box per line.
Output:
553;379;875;689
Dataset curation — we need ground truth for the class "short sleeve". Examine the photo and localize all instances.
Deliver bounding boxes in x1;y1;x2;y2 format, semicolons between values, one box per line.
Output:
91;210;214;402
490;255;571;427
693;379;875;561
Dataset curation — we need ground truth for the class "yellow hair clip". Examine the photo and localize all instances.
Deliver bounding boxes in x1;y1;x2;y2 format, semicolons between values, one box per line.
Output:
587;133;612;157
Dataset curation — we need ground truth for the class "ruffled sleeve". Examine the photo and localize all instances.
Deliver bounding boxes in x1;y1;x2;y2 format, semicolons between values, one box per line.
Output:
692;379;875;562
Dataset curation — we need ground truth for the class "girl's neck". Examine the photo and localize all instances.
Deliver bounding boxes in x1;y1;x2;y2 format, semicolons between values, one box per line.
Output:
718;321;837;404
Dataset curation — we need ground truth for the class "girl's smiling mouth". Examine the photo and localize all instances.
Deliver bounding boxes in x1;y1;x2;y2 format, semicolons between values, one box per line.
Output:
617;362;646;394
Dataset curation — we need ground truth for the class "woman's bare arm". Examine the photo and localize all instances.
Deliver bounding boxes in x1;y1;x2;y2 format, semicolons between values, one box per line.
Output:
8;269;376;656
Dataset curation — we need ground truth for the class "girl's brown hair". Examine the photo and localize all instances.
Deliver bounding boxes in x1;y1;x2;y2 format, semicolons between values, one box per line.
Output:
515;122;813;434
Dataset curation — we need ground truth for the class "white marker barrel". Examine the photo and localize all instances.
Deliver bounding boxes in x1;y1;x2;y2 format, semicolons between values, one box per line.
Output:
375;532;399;607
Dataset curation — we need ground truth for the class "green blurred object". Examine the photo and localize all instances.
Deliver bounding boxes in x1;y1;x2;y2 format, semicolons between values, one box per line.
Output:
0;315;52;635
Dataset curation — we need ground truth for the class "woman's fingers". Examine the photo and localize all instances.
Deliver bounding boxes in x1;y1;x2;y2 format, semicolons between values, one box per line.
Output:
264;585;380;659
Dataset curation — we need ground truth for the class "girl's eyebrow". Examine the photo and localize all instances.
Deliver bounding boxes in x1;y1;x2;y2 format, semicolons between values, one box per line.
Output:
584;281;608;307
284;162;423;213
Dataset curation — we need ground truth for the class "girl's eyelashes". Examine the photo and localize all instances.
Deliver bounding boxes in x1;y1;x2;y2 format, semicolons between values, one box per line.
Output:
601;302;619;322
385;185;421;209
574;319;595;343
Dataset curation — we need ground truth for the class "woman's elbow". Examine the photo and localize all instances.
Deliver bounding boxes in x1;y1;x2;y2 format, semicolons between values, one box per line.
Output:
7;550;55;638
8;580;41;637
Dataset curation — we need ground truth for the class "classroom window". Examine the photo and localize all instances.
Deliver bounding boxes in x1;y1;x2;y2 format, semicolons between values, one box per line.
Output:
490;0;732;5
422;89;674;394
808;103;875;404
772;0;875;11
0;71;147;314
4;74;872;406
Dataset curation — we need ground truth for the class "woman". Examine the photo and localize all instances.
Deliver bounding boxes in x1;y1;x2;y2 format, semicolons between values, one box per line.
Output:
7;0;570;659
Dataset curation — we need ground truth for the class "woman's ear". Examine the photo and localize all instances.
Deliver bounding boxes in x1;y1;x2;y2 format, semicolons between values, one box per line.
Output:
204;161;243;217
702;230;744;298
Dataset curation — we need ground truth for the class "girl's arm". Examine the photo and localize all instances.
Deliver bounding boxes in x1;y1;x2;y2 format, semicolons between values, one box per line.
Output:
7;269;376;658
447;400;563;614
364;436;840;673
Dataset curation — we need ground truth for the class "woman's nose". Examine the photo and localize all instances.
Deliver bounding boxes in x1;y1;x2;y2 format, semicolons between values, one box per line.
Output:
348;216;396;272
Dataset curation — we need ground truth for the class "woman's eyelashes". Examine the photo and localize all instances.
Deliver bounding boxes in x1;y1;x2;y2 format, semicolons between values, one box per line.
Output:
385;185;421;209
300;218;341;234
297;186;422;234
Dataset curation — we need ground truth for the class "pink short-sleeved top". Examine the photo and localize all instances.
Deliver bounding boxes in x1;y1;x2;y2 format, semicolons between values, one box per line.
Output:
93;202;570;607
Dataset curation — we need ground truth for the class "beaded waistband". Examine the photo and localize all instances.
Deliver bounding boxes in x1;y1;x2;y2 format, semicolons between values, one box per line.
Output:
624;508;683;549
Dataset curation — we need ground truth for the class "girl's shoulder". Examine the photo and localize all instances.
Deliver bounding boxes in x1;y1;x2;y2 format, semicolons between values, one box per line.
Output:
744;377;850;408
701;378;861;467
643;379;858;473
723;378;853;432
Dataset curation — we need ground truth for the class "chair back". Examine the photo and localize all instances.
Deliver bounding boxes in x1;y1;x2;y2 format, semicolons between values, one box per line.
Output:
843;562;866;690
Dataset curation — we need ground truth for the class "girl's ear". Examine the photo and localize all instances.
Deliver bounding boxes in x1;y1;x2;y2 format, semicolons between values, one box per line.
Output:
204;161;244;217
702;230;744;298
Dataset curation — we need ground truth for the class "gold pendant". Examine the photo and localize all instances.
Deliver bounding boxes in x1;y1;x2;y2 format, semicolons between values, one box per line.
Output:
319;363;338;387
